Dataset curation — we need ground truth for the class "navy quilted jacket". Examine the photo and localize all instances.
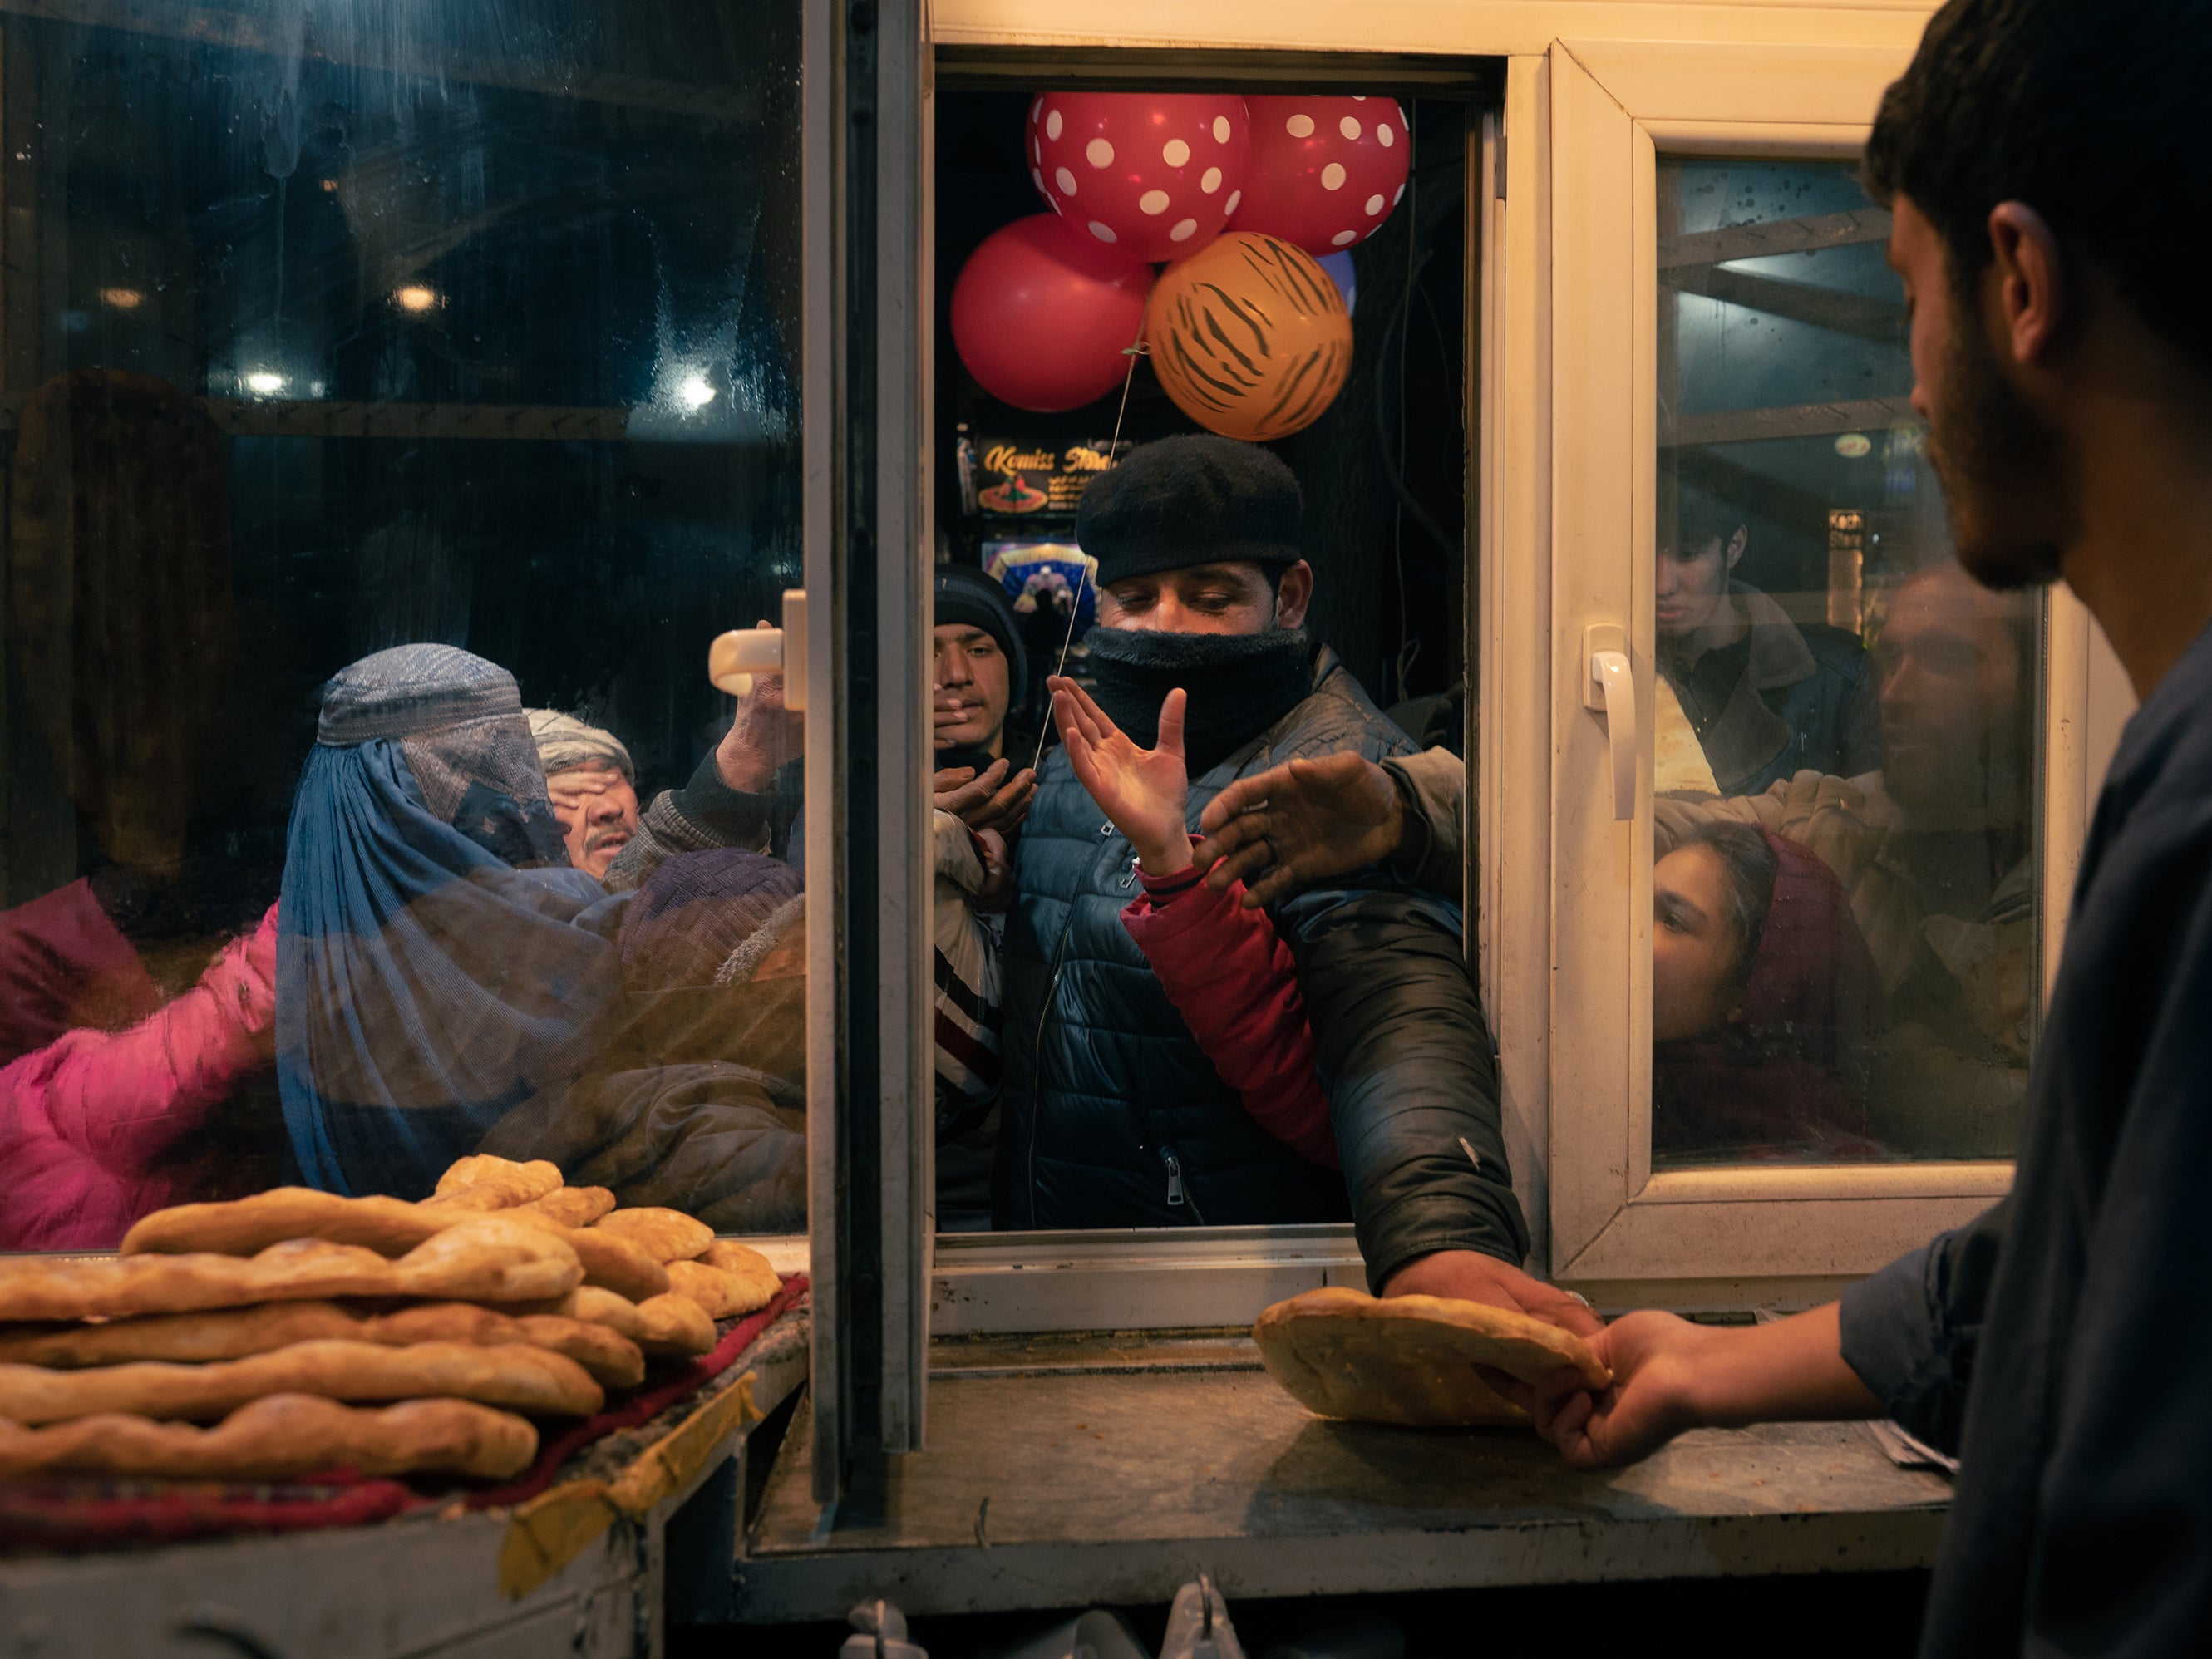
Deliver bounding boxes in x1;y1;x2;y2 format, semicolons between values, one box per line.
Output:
992;644;1529;1287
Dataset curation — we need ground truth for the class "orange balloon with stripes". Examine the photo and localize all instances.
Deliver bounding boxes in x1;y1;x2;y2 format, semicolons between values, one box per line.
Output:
1144;231;1352;442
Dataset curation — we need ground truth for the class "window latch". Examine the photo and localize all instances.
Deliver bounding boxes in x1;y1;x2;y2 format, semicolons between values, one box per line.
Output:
1583;622;1635;821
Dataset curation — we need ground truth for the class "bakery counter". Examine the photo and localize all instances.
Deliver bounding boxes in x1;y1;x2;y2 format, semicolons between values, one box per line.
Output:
0;1297;809;1659
732;1327;1951;1624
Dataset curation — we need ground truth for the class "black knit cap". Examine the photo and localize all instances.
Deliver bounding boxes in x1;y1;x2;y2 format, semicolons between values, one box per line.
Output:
933;563;1028;702
1076;433;1302;588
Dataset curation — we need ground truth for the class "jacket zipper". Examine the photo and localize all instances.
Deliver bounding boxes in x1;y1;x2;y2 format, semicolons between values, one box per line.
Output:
1159;1145;1207;1224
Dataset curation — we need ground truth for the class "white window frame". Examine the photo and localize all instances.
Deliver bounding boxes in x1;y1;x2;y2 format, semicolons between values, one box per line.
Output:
1533;37;2133;1306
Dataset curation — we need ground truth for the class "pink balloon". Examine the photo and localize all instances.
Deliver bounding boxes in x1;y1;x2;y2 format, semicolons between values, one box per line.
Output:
1027;91;1251;263
1229;96;1411;255
950;214;1154;412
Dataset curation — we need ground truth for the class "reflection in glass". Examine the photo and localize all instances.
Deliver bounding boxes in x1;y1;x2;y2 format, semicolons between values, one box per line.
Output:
0;2;805;1243
1651;157;2040;1168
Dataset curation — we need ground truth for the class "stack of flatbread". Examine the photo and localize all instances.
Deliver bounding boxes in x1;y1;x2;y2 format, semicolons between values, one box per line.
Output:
1253;1287;1612;1428
0;1155;783;1484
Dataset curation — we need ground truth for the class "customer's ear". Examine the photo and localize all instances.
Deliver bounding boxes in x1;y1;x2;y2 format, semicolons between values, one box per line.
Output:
1274;560;1314;629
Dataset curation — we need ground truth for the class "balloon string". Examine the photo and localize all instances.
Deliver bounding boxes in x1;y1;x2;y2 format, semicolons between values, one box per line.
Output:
1029;330;1146;776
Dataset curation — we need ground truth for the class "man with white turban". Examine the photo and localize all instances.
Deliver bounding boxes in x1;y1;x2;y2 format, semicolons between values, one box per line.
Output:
526;709;639;881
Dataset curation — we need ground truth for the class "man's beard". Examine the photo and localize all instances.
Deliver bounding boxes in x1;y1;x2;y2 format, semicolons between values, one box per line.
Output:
1928;307;2066;591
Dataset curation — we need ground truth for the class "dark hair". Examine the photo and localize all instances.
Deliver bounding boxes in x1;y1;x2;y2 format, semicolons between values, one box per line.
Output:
1865;0;2212;381
1679;821;1779;988
1666;490;1746;562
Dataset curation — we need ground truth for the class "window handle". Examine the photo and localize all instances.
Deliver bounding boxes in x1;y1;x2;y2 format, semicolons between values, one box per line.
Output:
1584;623;1635;821
707;588;809;711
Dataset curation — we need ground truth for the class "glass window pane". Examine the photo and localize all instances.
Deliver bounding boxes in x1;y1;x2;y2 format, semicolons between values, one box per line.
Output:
1651;156;2039;1168
0;2;806;1245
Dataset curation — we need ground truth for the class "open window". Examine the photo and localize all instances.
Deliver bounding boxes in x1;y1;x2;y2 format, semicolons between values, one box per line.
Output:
1539;38;2134;1303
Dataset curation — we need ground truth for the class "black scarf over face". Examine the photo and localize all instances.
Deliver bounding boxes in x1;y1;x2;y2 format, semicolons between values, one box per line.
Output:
1081;625;1314;779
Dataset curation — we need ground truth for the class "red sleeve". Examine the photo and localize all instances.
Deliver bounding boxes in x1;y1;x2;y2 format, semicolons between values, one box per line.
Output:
1121;858;1338;1170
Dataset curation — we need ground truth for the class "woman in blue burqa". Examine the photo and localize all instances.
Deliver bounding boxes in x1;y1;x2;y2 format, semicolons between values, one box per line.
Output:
277;645;623;1198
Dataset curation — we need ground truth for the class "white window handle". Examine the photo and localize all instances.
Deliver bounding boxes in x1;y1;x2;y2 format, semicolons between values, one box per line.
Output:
707;589;809;711
1583;623;1636;821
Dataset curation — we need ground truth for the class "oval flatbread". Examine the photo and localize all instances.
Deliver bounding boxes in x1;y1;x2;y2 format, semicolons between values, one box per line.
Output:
0;1394;537;1481
0;1338;603;1426
590;1209;713;1263
1253;1287;1611;1429
0;1218;582;1322
564;1287;717;1358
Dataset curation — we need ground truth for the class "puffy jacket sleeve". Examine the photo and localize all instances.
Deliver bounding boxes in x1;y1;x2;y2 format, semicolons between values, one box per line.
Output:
31;903;280;1171
1281;884;1529;1287
1121;857;1337;1170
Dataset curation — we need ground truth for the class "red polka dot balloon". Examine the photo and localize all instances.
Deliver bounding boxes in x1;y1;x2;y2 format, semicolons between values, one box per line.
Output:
1229;96;1411;255
1027;91;1251;263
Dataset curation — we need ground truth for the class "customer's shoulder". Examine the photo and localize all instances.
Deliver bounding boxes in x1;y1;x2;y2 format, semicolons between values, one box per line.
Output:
1259;649;1417;771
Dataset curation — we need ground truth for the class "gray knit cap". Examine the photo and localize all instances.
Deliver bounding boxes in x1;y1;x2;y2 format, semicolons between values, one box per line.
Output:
527;708;634;781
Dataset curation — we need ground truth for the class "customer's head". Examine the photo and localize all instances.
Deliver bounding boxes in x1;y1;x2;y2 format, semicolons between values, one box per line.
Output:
1653;821;1777;1042
933;565;1027;757
1079;435;1313;636
528;710;638;880
1873;564;2032;824
1866;0;2212;591
1657;493;1747;642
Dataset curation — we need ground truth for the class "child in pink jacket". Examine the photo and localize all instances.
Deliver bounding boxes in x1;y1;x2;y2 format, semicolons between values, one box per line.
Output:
0;903;279;1249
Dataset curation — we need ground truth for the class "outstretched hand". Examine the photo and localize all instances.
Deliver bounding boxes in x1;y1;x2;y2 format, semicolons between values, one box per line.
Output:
1192;751;1408;908
1510;1311;1711;1469
934;757;1037;839
1382;1249;1605;1341
715;620;805;794
1048;674;1192;877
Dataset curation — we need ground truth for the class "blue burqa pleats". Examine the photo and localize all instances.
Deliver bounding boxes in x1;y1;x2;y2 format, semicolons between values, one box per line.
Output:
275;645;623;1199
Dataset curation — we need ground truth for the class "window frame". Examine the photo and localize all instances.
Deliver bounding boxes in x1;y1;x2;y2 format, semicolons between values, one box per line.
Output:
1535;37;2131;1302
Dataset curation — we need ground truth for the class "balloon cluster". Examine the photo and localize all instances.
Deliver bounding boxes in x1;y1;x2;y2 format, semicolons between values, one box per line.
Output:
951;92;1411;439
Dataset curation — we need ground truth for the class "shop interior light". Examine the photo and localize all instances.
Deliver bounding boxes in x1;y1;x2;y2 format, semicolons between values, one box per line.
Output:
394;284;439;313
244;370;287;396
677;372;717;411
97;287;144;309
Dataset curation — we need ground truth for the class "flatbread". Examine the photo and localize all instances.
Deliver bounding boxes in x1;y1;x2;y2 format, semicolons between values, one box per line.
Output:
429;1155;564;1209
564;1287;716;1358
0;1338;602;1426
121;1189;667;1302
589;1208;712;1263
668;1244;779;1320
0;1301;645;1391
369;1305;644;1391
516;1186;618;1228
121;1189;444;1258
1253;1287;1611;1429
663;1256;770;1327
0;1218;582;1322
549;1224;669;1302
0;1394;537;1481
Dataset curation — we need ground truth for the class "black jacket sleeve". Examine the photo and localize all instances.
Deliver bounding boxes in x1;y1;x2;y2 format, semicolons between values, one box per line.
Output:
1282;884;1529;1288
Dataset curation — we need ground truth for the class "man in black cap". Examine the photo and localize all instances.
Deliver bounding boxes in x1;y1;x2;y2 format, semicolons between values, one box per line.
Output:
997;432;1596;1336
931;563;1036;843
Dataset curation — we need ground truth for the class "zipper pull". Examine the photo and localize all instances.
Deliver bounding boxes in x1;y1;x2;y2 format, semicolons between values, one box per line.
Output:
1163;1148;1186;1208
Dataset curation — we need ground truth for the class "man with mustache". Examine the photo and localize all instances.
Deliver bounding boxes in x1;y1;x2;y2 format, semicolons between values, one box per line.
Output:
529;710;641;882
997;433;1591;1334
1214;2;2212;1648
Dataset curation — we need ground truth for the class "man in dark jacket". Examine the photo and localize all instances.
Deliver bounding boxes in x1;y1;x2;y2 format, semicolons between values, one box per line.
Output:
1658;490;1880;795
996;434;1591;1330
